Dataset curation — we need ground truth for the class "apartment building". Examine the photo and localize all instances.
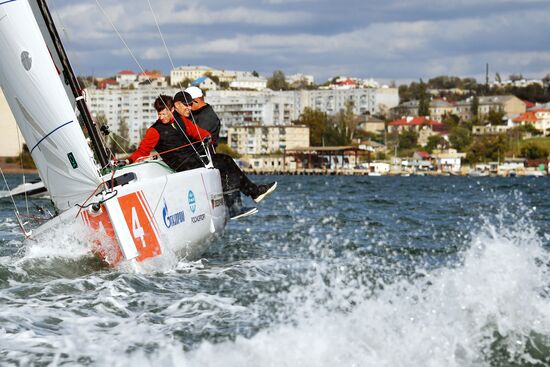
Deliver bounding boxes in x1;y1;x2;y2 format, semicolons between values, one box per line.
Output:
392;94;526;122
170;66;237;86
228;125;309;155
86;85;178;145
297;87;399;116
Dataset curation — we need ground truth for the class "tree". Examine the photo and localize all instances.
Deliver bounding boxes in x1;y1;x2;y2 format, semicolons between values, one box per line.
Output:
216;143;241;158
293;107;329;146
398;129;418;150
251;70;259;77
449;126;472;152
466;134;508;163
334;100;357;143
109;118;130;154
470;96;479;123
418;80;430;116
425;135;448;153
521;143;548;160
495;72;502;83
267;70;288;90
485;108;506;125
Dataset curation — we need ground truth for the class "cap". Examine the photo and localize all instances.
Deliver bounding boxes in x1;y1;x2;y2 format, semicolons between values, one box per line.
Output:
173;91;194;105
185;86;203;99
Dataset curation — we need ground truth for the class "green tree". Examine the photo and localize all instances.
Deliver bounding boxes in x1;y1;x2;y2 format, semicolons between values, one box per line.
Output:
251;70;259;77
425;135;447;153
485;108;506;125
398;129;419;150
334;100;357;143
521;143;548;160
267;70;289;90
216;143;241;158
418;80;430;116
466;134;508;163
293;107;329;146
449;126;472;152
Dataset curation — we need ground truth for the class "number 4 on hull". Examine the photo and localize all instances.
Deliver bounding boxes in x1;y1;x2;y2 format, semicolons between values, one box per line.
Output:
81;191;162;265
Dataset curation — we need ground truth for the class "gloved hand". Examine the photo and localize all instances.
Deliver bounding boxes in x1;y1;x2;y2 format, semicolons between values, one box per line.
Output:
203;136;212;145
114;159;130;167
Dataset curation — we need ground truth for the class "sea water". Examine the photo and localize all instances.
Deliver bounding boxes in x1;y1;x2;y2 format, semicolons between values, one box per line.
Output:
1;174;549;366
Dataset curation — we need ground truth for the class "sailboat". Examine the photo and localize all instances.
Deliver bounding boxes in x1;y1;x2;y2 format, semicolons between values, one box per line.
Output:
0;0;228;265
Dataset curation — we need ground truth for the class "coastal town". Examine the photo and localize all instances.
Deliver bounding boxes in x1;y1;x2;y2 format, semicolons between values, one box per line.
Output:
1;65;550;176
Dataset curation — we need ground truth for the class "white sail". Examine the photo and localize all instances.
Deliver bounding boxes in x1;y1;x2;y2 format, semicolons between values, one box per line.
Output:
0;0;101;211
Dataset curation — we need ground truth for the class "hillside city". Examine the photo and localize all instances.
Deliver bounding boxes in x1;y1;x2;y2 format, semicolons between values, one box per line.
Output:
3;65;550;176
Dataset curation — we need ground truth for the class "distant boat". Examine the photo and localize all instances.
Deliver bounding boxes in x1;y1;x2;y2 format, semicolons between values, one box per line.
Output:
468;170;489;177
9;179;47;198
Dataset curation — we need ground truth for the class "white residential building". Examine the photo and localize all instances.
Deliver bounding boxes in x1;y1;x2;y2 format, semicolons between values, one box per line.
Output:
286;73;315;86
86;85;178;146
170;66;214;86
229;72;267;90
298;87;399;116
115;70;137;86
227;125;309;155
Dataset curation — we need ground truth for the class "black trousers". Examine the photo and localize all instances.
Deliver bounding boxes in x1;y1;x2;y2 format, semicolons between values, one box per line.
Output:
211;153;257;198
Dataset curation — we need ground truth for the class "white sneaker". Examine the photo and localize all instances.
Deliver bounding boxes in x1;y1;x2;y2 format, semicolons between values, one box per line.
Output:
253;182;277;203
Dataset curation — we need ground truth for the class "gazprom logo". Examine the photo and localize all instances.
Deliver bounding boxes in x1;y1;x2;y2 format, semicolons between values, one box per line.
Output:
162;200;185;228
188;190;196;213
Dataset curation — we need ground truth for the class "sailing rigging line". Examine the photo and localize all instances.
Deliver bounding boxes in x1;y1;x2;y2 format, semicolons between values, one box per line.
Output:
93;0;208;167
108;134;130;156
145;0;208;153
0;167;31;237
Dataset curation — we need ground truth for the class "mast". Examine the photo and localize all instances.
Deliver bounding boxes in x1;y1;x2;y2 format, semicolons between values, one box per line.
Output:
34;0;110;168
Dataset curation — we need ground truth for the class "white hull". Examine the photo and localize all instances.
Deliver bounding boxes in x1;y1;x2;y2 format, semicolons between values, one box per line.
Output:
32;161;228;265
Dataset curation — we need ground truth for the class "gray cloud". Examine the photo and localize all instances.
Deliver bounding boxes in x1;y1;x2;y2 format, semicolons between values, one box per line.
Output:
49;0;550;83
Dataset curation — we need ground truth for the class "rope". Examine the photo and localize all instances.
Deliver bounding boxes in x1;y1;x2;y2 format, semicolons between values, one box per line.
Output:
108;134;130;156
93;0;207;167
0;168;20;214
145;0;209;157
134;139;206;163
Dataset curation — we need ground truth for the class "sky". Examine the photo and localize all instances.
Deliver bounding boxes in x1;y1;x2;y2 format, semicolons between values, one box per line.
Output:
48;0;550;84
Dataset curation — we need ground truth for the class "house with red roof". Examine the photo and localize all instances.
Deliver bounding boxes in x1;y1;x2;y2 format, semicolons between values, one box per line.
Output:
97;79;117;90
512;108;550;134
388;116;446;146
115;70;136;86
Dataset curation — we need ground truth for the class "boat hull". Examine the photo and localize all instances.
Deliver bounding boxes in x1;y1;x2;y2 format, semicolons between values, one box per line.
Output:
32;161;228;266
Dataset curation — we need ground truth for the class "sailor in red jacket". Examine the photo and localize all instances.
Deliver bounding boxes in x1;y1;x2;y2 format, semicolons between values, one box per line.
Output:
127;95;210;172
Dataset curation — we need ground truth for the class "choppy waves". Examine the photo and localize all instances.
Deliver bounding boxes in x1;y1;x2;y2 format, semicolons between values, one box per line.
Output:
0;176;550;366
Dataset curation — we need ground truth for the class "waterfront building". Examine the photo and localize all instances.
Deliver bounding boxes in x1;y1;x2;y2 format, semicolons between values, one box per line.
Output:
431;149;465;172
227;125;309;155
0;88;24;157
